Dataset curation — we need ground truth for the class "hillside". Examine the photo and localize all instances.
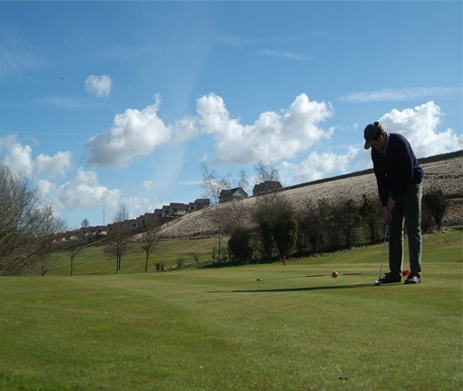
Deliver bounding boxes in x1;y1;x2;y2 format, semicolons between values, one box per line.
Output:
157;151;462;240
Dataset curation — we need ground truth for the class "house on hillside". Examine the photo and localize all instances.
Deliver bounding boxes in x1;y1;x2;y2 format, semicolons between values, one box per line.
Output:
123;219;137;231
188;199;210;211
169;203;189;217
95;226;107;237
65;230;79;240
194;199;210;210
219;187;248;204
154;209;162;222
161;205;170;219
52;232;67;242
253;181;283;195
136;213;155;230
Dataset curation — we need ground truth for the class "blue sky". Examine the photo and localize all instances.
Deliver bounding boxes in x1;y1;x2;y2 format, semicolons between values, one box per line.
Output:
1;1;461;230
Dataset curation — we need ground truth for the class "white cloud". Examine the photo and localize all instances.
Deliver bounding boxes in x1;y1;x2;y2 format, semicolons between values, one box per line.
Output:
33;96;80;108
256;49;313;61
142;180;154;190
279;146;359;184
0;135;73;179
0;140;34;176
36;151;73;178
85;74;112;98
195;93;334;165
338;87;462;102
378;101;460;158
48;168;121;210
85;95;171;168
37;179;56;196
120;196;155;219
0;27;46;80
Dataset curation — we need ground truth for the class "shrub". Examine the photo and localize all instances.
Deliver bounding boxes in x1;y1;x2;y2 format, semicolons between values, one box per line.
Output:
228;228;252;263
423;189;448;232
155;262;165;271
177;257;185;267
193;254;200;263
273;208;298;258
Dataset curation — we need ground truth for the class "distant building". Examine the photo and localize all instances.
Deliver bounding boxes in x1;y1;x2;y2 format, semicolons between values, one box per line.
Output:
169;203;189;217
219;187;248;204
253;181;283;195
190;199;210;211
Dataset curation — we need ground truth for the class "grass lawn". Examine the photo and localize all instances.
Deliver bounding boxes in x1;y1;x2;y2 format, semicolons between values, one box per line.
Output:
0;229;461;390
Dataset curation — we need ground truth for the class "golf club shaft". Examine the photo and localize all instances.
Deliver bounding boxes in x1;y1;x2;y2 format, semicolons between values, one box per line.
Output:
378;223;389;281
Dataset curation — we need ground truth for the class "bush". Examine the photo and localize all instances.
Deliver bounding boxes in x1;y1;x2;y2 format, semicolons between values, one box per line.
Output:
228;228;253;263
273;208;298;258
423;189;448;232
176;257;185;267
155;262;165;271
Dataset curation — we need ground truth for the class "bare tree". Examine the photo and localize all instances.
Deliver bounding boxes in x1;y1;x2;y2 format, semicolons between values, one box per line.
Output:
105;205;132;273
81;218;89;228
200;163;231;261
137;221;161;272
62;237;88;275
255;159;279;183
0;166;65;276
237;168;249;192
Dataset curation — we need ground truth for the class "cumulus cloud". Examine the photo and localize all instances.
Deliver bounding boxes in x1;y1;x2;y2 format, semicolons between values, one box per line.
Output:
0;136;73;178
37;179;56;196
279;146;359;184
194;93;334;165
85;95;171;168
86;93;333;169
85;74;112;98
47;168;121;210
36;151;73;178
120;196;156;219
378;101;460;158
0;138;34;175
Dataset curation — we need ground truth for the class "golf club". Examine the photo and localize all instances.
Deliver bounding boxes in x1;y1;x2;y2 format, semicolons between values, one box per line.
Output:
374;223;389;286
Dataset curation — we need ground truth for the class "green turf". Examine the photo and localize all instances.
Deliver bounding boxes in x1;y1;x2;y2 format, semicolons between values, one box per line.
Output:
0;229;461;390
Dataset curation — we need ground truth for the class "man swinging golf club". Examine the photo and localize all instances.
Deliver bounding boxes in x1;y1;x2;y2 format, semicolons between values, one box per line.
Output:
364;122;424;284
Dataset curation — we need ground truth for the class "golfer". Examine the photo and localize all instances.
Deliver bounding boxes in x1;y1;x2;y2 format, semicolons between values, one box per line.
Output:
364;122;424;284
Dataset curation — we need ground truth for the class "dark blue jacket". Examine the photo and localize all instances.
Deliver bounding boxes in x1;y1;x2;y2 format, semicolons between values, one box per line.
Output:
372;133;424;207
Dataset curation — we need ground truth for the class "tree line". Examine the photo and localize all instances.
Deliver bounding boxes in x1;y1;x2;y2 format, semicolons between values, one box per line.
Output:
0;161;450;276
226;189;449;264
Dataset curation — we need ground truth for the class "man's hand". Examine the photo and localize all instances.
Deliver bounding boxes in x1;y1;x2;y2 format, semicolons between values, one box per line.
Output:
384;197;395;224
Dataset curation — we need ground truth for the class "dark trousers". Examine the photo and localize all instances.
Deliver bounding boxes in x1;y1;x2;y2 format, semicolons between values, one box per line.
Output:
389;183;423;277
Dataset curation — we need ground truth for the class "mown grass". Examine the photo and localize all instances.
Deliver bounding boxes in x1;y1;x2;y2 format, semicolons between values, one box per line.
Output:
0;229;461;390
51;236;221;276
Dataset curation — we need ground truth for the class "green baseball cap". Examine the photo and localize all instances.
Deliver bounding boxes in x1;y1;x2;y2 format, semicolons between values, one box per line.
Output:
364;123;380;150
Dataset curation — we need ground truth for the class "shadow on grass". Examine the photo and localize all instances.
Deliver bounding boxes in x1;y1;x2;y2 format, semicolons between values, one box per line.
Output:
207;283;401;293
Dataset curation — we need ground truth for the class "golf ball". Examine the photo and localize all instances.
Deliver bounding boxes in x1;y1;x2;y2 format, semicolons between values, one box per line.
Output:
374;281;379;285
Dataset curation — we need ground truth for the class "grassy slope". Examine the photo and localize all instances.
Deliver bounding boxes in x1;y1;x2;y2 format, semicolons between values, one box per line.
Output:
0;230;461;391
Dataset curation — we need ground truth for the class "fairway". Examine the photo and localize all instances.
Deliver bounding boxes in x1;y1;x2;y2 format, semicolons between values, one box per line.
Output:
0;230;461;390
